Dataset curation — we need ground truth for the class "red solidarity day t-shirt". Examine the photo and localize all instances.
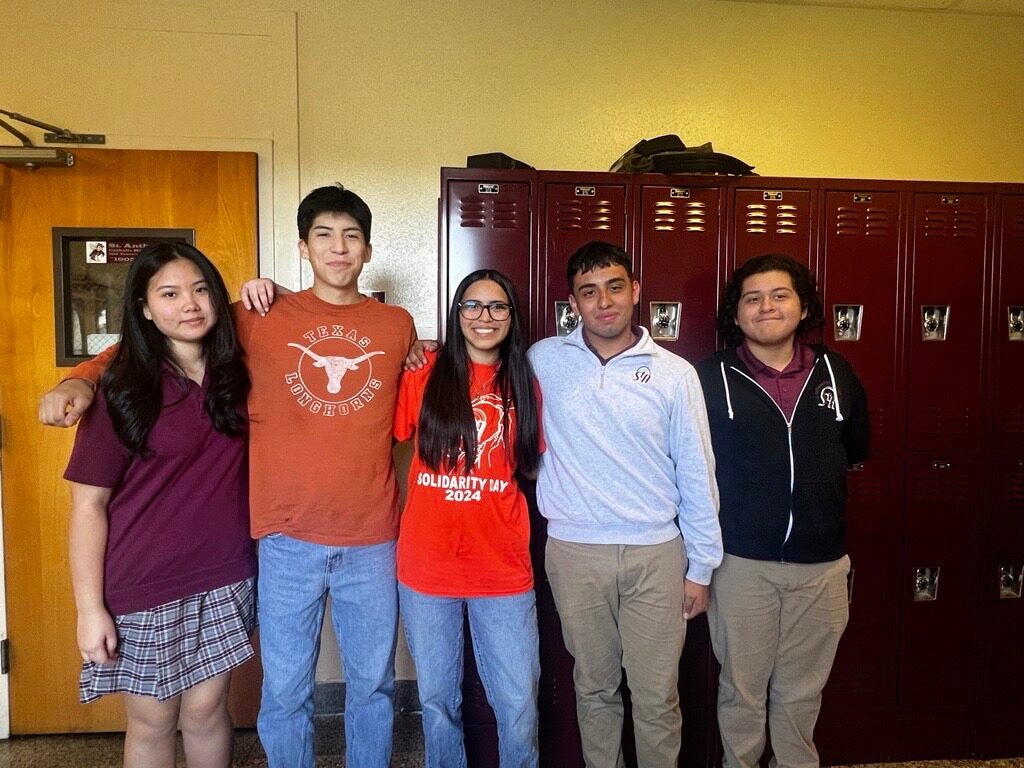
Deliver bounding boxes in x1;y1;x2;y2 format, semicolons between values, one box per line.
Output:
393;351;542;597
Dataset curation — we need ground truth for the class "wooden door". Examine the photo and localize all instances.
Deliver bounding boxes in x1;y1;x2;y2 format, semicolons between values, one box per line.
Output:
0;148;260;733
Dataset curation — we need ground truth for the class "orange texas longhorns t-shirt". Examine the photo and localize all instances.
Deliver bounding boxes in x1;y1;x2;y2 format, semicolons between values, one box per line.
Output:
234;291;415;545
393;351;541;598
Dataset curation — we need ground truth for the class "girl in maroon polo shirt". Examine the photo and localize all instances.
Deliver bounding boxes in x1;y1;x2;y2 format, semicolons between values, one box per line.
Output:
64;242;256;768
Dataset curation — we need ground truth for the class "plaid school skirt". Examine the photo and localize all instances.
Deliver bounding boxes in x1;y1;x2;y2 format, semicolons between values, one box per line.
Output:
80;577;256;703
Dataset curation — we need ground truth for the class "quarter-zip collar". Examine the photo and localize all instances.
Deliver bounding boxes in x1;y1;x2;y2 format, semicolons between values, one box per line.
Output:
561;323;659;365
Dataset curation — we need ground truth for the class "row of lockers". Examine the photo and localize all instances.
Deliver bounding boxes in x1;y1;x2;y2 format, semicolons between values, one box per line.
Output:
441;169;1024;455
438;168;1024;766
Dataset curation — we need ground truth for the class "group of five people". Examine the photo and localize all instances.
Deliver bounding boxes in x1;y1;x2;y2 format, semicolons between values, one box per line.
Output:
39;183;868;768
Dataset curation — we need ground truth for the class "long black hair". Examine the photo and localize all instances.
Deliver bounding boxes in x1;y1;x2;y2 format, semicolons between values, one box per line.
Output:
717;253;825;347
417;269;541;477
102;242;250;455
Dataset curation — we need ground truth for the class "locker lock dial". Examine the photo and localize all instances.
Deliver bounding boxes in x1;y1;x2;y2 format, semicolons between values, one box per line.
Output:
833;305;863;341
921;306;949;341
999;565;1023;599
649;302;681;342
1009;307;1024;340
913;567;940;601
555;302;578;336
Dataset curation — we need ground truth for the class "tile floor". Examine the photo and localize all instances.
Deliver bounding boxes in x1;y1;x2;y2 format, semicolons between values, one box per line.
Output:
0;717;1021;768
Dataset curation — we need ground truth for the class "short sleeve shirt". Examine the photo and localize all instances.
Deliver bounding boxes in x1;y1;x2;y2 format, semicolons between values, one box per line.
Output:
64;367;255;615
393;351;541;597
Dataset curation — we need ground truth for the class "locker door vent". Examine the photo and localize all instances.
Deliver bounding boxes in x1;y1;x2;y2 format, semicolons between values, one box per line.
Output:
1009;212;1024;239
491;200;520;230
922;208;981;239
868;408;887;441
846;472;882;504
994;467;1024;503
684;200;708;232
911;468;969;503
744;203;769;234
923;209;952;237
555;200;619;232
1001;405;1024;436
745;201;802;236
833;205;893;237
836;671;880;700
555;200;584;231
458;197;523;230
651;200;678;232
586;201;616;232
649;199;709;232
911;407;972;439
775;203;800;235
952;211;980;239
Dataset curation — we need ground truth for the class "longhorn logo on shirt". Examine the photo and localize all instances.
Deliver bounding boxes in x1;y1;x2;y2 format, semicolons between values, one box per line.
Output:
284;326;384;417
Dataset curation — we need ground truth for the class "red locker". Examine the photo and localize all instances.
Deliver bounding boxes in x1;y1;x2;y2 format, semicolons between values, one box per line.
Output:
540;173;629;340
990;194;1024;451
729;179;816;270
633;178;723;362
440;169;536;339
820;188;905;454
816;459;900;764
978;456;1024;757
896;457;981;758
905;191;988;452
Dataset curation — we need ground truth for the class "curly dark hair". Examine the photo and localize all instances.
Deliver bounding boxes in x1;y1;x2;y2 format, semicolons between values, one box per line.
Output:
717;254;824;347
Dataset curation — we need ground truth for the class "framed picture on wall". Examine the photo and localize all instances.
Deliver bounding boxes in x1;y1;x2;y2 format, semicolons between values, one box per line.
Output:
52;227;196;366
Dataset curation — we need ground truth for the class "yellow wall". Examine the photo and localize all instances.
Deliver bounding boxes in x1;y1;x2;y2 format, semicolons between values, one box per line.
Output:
3;0;1022;330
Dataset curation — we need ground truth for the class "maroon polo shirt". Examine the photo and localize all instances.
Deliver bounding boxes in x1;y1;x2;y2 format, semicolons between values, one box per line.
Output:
64;366;256;616
737;341;816;420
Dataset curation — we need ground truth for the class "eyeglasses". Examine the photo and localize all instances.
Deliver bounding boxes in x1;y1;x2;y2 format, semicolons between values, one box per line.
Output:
458;300;512;321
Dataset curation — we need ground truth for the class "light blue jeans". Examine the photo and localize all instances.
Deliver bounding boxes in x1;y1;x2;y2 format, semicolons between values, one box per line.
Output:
257;534;398;768
399;583;540;768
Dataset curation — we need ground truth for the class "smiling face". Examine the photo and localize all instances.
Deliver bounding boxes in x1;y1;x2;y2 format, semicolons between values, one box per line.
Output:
141;257;217;348
734;269;807;353
568;263;640;358
458;279;512;364
299;212;372;303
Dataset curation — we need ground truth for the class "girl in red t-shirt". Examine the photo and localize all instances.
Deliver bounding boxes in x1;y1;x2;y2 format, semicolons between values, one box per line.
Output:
394;269;543;767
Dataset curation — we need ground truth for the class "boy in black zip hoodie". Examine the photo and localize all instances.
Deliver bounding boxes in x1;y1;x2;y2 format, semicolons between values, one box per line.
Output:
695;254;869;768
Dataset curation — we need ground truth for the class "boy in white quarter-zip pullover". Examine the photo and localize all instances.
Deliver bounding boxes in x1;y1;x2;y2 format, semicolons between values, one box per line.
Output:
695;254;870;768
529;241;722;768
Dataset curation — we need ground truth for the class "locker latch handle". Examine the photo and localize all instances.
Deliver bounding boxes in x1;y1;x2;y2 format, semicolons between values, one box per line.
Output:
922;305;949;341
913;567;940;601
999;565;1023;599
649;302;681;342
1009;307;1024;340
833;305;863;341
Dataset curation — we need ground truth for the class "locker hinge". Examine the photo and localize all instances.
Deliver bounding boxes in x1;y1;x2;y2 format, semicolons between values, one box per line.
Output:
1;638;9;674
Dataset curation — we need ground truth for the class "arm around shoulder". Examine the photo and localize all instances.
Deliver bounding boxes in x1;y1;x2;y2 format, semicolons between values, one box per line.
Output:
38;344;116;427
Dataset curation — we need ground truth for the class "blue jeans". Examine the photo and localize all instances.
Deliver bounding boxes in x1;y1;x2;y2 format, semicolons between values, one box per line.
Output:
257;534;398;768
399;583;540;768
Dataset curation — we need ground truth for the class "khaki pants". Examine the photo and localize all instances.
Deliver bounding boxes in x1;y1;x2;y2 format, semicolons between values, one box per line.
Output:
708;554;850;768
545;537;687;768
